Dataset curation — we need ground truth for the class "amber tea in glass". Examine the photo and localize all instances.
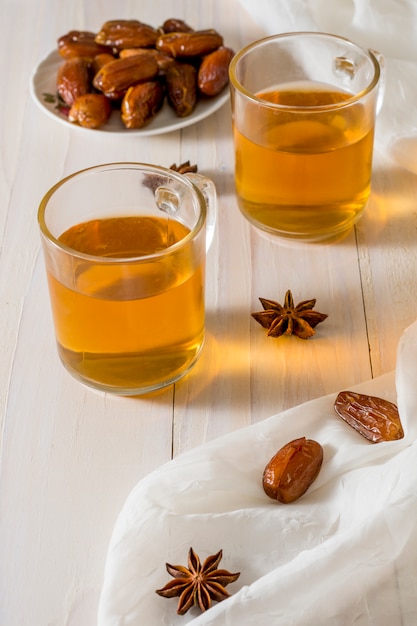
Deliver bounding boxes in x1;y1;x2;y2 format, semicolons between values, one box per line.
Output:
229;32;382;242
38;163;216;395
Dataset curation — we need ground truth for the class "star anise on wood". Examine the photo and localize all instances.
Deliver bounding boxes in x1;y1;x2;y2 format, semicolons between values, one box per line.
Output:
142;161;198;192
155;547;240;615
252;289;328;339
169;160;198;174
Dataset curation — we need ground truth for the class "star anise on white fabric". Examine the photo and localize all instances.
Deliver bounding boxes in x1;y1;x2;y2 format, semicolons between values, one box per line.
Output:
156;547;240;615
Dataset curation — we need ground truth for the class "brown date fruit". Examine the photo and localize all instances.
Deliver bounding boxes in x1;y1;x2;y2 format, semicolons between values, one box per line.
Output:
58;31;112;59
263;437;323;504
56;57;90;106
95;20;159;50
91;53;116;74
162;18;194;33
156;29;223;58
198;46;235;96
119;48;174;72
68;93;112;129
334;391;404;443
93;54;159;98
166;62;197;117
118;48;144;59
121;81;165;129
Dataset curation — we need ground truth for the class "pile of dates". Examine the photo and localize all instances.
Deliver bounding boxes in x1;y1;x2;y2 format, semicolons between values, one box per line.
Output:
55;18;234;129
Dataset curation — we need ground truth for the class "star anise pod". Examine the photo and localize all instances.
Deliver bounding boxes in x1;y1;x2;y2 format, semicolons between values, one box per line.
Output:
169;160;198;174
142;161;198;192
155;547;240;615
252;289;328;339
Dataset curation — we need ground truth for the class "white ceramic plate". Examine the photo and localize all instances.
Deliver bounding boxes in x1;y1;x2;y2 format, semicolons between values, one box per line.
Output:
30;49;230;135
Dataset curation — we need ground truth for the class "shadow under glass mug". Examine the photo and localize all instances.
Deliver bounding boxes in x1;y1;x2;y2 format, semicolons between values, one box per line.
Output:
38;162;216;396
229;32;382;243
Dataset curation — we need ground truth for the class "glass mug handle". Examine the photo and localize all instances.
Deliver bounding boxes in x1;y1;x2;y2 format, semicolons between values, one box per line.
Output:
335;48;385;116
369;49;385;115
184;172;217;252
154;171;217;251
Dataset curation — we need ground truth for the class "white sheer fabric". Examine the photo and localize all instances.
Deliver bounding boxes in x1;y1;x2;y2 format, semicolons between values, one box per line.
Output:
98;320;417;625
98;4;417;623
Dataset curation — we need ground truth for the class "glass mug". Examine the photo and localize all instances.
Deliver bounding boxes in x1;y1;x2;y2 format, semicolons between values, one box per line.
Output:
229;32;382;242
38;163;216;395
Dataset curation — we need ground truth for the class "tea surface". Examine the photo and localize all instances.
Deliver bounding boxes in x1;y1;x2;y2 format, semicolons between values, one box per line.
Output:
234;83;374;240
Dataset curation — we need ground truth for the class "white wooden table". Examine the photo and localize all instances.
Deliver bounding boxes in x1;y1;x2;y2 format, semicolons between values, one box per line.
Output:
2;1;417;624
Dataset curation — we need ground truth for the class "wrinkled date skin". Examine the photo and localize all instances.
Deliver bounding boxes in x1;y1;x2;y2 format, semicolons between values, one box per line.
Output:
119;48;174;72
95;20;159;50
334;391;404;443
263;437;323;504
162;18;194;33
91;53;117;74
121;81;165;128
58;31;112;60
68;93;112;129
166;62;197;117
56;57;90;106
198;46;235;96
156;29;223;58
93;54;159;98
